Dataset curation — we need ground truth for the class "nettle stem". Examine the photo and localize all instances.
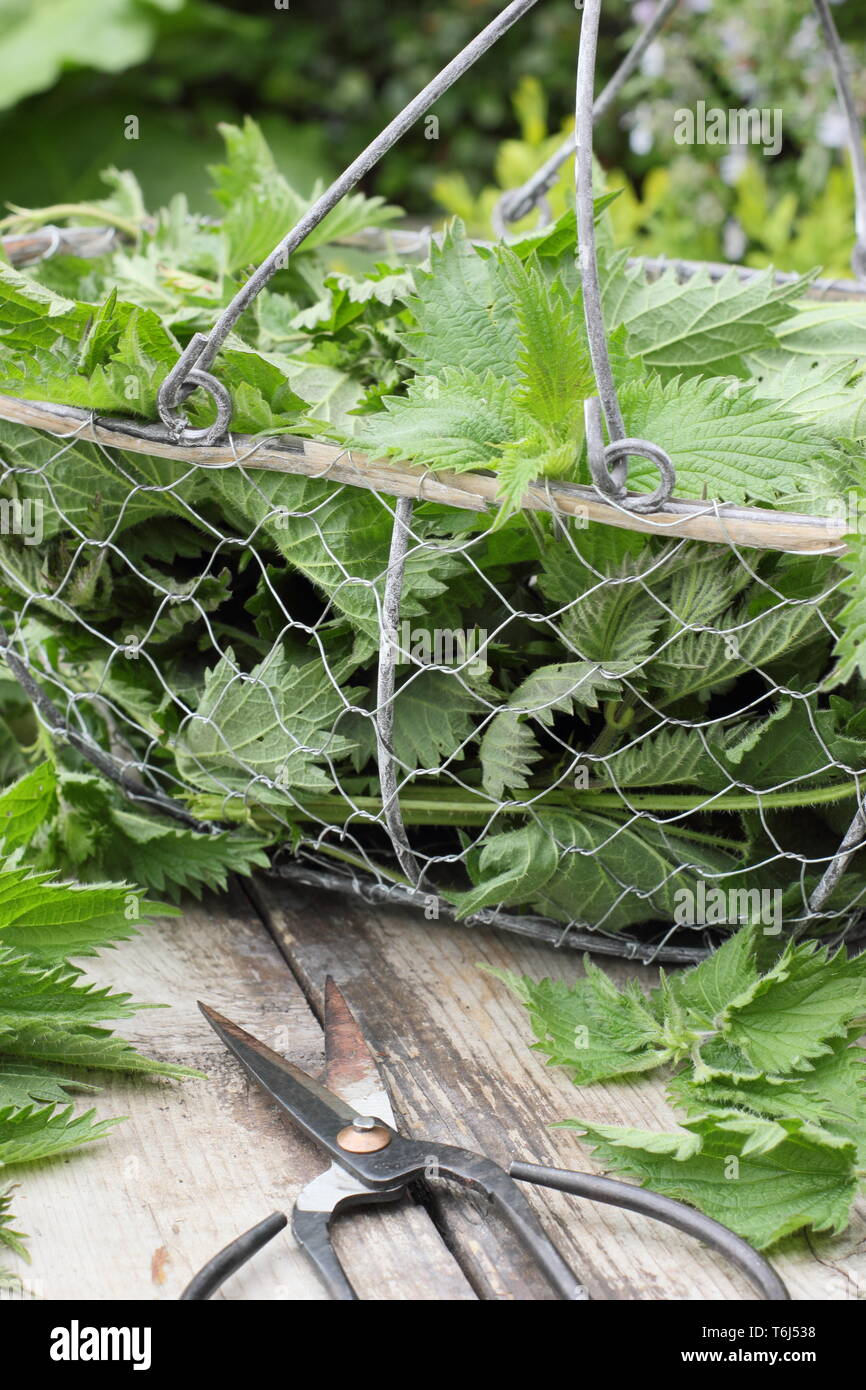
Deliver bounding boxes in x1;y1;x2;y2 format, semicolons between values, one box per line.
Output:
0;203;142;242
204;777;858;833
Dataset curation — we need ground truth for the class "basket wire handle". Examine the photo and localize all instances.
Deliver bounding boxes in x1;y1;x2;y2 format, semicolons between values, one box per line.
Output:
495;0;682;232
576;0;675;511
154;0;551;896
376;496;422;886
502;0;866;284
155;0;543;446
813;0;866;280
155;2;542;886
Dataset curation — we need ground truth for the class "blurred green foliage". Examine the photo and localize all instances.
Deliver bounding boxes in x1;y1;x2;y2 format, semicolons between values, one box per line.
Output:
0;0;864;271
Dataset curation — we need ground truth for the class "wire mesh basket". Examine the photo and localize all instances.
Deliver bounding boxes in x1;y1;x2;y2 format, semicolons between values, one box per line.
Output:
1;0;865;965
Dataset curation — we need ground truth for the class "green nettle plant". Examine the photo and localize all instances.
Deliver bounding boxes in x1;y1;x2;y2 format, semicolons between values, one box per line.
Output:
1;119;866;1250
490;927;866;1250
0;765;197;1283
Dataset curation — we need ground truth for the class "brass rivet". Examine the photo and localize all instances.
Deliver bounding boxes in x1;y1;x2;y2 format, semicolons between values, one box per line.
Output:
336;1122;392;1153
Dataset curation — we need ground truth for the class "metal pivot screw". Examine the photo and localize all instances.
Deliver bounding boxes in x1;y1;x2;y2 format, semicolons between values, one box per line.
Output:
336;1116;392;1153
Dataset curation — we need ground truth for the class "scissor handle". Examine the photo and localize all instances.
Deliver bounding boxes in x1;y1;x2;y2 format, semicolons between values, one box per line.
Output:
511;1161;790;1301
291;1184;407;1301
421;1144;587;1300
288;1146;585;1300
291;1208;357;1300
180;1211;288;1300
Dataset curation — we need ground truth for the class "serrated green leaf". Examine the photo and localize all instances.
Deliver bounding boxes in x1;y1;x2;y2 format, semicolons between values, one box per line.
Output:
210;467;462;652
0;1102;120;1168
463;810;740;930
496;249;593;437
485;960;671;1083
402;220;520;379
358;366;526;473
605;260;809;376
0;1183;27;1259
0;763;57;854
392;670;479;772
0;266;178;417
832;468;866;684
210;120;400;268
716;940;866;1075
748;351;866;442
450;821;559;919
479;662;622;800
0;945;196;1078
671;1030;866;1161
771;300;866;361
647;592;831;707
102;811;270;901
619;375;836;505
0;1059;95;1110
176;645;359;801
668;925;761;1027
492;433;576;523
567;1111;858;1249
0;867;171;960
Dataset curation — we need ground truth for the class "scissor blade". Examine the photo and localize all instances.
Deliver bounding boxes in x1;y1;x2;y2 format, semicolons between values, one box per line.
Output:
198;1002;358;1149
323;977;396;1129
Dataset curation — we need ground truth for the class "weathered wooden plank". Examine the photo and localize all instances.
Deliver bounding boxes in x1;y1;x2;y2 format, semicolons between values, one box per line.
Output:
13;885;474;1301
253;875;864;1302
0;394;847;556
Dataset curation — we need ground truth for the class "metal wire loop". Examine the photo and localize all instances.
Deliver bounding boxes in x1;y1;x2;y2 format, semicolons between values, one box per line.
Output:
576;1;676;511
584;397;675;513
604;438;676;513
153;0;544;444
157;364;233;446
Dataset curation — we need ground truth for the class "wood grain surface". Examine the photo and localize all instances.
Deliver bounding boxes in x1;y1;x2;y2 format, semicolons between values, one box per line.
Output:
13;885;472;1301
11;875;866;1301
253;875;866;1303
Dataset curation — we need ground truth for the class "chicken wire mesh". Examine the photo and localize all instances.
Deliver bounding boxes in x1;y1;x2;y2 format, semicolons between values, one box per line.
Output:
1;0;866;964
0;402;862;966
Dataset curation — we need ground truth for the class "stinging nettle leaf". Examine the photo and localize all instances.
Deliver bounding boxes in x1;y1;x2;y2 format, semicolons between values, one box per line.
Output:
358;367;527;474
479;662;622;800
0;763;58;855
484;960;672;1083
566;1111;858;1249
618;375;837;506
176;645;360;801
604;259;809;376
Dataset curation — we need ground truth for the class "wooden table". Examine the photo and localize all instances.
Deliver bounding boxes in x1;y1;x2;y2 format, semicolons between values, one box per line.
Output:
15;876;866;1301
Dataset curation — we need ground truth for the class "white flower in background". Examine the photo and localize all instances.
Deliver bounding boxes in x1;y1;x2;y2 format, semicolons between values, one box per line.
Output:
632;2;656;26
723;218;748;262
641;40;665;80
686;0;712;11
696;191;724;226
715;16;762;102
629;107;655;156
719;17;749;58
790;15;820;59
817;106;849;149
720;148;749;186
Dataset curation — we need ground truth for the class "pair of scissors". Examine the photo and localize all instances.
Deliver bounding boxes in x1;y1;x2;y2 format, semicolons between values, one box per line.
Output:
181;979;789;1301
